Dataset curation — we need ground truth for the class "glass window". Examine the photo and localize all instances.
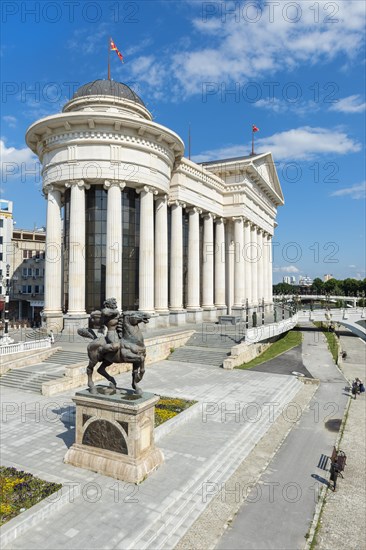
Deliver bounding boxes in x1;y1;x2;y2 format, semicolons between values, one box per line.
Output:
122;188;140;311
85;186;107;312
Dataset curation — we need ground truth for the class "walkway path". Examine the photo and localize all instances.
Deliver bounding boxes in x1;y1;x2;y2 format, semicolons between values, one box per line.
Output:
217;323;349;550
313;332;366;549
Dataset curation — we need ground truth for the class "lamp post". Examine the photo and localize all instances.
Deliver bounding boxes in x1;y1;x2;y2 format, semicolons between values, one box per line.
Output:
262;297;265;325
0;264;14;346
245;298;249;330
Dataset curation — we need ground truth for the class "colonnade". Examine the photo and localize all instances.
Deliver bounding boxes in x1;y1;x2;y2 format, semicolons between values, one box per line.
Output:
44;181;273;326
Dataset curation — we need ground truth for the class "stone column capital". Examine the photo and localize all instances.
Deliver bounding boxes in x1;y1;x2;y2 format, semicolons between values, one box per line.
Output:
44;184;63;196
215;217;226;224
168;199;186;209
136;185;158;196
65;179;90;191
202;212;215;221
104;180;126;191
155;193;168;204
232;216;244;223
187;206;202;215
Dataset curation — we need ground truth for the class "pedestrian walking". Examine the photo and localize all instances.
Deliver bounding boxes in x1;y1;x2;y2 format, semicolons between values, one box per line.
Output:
351;380;359;399
330;459;340;491
49;330;55;344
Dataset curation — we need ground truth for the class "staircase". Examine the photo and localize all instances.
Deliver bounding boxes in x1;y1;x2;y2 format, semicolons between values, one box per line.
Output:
0;369;61;393
44;350;88;365
0;350;88;393
168;327;245;367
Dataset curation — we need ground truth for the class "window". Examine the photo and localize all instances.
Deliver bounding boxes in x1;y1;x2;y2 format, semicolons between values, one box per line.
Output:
0;237;3;245
35;268;40;277
0;286;2;295
27;285;32;294
35;285;40;294
27;268;32;276
22;268;27;277
0;253;2;261
0;219;3;228
22;285;27;293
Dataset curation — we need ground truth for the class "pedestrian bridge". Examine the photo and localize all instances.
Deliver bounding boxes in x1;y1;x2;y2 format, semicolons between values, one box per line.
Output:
297;308;366;341
246;308;366;343
275;295;360;307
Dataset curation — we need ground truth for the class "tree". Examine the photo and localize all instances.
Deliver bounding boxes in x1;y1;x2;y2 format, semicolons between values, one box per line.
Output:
312;278;324;293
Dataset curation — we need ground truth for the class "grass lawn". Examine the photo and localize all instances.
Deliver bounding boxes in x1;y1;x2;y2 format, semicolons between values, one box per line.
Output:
313;322;339;363
0;467;62;526
235;330;303;370
154;396;197;427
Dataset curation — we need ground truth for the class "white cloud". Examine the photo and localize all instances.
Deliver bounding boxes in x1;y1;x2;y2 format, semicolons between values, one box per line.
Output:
0;139;38;182
119;1;365;99
194;127;361;162
273;266;300;273
329;95;366;114
2;115;17;128
330;182;366;200
254;99;320;116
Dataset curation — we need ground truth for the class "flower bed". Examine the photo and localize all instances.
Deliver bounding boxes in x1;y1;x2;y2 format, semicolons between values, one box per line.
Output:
0;466;62;527
155;396;197;427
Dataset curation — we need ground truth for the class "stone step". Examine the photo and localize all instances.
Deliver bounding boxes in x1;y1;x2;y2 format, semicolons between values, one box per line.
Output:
0;369;60;393
168;348;229;366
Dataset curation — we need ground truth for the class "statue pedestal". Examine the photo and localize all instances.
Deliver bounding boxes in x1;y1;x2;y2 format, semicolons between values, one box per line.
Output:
64;387;164;484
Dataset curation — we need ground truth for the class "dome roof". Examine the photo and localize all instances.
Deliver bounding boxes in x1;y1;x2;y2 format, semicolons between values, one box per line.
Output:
72;79;145;106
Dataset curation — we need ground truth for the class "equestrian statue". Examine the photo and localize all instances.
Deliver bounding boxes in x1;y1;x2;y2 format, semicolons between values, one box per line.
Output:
77;298;150;394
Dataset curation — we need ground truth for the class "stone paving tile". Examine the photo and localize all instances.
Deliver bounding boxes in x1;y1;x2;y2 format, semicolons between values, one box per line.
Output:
1;360;302;550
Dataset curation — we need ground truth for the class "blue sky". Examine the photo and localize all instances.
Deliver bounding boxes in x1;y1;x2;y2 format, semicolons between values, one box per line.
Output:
1;0;365;283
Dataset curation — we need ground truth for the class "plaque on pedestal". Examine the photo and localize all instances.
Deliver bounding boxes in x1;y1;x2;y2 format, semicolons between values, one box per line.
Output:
64;386;164;483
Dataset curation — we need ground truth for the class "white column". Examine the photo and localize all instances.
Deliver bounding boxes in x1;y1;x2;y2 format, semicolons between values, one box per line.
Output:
215;218;226;308
244;220;252;305
67;180;89;314
169;201;184;310
138;185;157;313
257;229;264;303
251;224;258;304
155;195;168;312
104;181;125;309
233;217;245;308
187;207;201;310
44;185;62;316
267;234;273;303
202;213;215;309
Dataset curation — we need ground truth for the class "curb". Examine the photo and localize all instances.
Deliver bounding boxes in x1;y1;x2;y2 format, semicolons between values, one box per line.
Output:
0;483;80;547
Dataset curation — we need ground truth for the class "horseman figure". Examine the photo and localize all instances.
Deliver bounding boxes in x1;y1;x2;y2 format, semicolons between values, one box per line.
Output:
78;298;150;394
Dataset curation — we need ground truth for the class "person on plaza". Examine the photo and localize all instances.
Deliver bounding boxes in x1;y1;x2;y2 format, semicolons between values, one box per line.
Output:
329;459;340;491
356;377;365;394
351;379;360;399
48;330;55;344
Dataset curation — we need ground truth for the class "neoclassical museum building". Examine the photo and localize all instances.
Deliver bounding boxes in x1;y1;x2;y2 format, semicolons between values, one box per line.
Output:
26;80;284;331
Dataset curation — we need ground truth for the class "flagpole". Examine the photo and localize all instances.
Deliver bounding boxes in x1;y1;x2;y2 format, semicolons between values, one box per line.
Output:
251;128;254;155
108;37;111;80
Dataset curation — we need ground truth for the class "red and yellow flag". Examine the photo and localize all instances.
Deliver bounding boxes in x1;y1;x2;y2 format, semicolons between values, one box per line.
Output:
252;125;259;133
110;38;124;62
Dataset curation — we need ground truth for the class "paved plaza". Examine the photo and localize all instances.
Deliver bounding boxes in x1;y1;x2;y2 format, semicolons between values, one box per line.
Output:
0;324;364;549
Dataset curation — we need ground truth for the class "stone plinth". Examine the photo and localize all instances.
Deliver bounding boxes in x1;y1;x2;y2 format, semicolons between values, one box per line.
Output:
64;387;164;483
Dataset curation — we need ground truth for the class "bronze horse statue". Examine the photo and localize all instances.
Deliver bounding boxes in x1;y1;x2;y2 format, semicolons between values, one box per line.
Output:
78;310;150;394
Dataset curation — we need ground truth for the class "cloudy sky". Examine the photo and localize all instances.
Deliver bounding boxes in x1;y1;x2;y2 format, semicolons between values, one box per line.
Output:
1;0;365;282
